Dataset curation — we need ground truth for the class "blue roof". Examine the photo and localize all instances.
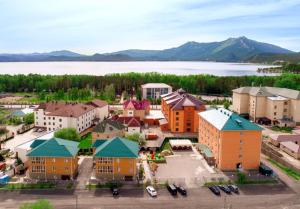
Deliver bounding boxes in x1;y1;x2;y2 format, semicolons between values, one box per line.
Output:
92;139;107;148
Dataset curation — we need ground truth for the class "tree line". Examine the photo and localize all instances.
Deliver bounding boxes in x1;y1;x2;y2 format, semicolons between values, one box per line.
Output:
0;73;299;96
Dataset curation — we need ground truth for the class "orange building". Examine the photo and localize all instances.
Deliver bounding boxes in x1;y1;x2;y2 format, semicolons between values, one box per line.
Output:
26;138;79;180
123;99;150;121
161;89;205;133
198;108;263;171
93;137;139;181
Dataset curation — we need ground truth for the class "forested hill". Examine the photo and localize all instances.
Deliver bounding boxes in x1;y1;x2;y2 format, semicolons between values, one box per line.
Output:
0;37;296;63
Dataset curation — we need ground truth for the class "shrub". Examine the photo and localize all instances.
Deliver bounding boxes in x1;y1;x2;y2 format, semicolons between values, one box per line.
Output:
54;128;80;141
236;171;247;184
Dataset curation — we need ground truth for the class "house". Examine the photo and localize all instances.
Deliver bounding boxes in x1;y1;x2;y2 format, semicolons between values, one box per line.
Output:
93;137;139;181
280;141;300;159
161;88;206;133
86;99;109;122
269;134;300;147
123;99;150;121
34;100;108;133
198;108;263;171
26;138;79;180
112;116;141;133
91;119;125;142
141;83;172;99
232;87;300;126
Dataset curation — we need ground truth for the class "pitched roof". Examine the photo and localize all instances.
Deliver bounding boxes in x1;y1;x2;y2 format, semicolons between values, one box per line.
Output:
280;141;300;153
88;99;108;108
127;118;141;127
27;138;79;157
141;83;171;89
161;89;205;111
199;108;263;131
270;134;300;142
93;119;125;133
123;99;150;110
232;87;300;100
92;139;107;148
30;139;47;149
94;137;139;158
113;116;141;127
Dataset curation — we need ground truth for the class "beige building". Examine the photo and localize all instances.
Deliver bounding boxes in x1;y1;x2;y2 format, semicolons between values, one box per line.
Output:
141;83;172;99
232;87;300;126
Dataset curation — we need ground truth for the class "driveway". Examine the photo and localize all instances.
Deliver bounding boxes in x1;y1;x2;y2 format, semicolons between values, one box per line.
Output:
76;157;93;190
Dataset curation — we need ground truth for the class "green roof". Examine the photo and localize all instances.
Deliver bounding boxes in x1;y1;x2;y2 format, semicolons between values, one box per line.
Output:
94;137;139;158
222;112;263;131
92;139;107;148
27;138;79;157
198;144;213;158
30;140;47;149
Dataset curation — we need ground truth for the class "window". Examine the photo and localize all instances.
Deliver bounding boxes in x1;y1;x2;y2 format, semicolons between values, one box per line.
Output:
98;166;113;173
176;117;179;121
175;128;179;132
274;105;277;109
284;109;287;113
187;122;191;127
52;166;56;171
32;166;45;173
64;159;69;163
31;157;45;164
52;158;56;163
175;122;179;126
176;112;179;115
64;167;69;171
274;112;277;116
98;157;113;164
284;101;288;105
59;118;62;122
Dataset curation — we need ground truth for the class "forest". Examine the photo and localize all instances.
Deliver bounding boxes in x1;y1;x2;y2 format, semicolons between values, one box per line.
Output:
0;72;299;97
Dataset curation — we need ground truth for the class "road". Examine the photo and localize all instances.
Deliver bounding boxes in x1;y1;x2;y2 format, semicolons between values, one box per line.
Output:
0;185;299;209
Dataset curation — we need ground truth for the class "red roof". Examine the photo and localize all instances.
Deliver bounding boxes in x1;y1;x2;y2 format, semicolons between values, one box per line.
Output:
123;99;150;110
88;99;108;108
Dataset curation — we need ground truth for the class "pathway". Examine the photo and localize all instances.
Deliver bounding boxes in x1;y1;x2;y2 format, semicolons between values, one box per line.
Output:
76;157;93;190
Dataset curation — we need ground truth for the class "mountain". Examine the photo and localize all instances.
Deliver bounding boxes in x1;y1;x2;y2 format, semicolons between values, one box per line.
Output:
0;37;296;62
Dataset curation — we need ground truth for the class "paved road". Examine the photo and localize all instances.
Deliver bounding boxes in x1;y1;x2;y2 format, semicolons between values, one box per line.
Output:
0;185;299;209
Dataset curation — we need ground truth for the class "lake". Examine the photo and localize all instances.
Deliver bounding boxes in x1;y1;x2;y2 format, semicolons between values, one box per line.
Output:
0;61;277;76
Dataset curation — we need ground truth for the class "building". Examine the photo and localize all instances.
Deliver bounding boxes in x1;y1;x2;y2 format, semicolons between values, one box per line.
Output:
141;83;172;99
93;137;139;181
91;119;125;142
198;108;263;171
232;87;300;126
123;99;150;121
87;99;109;122
113;116;141;133
12;108;34;118
161;88;206;133
280;141;300;159
269;134;300;147
34;100;108;133
26;138;79;180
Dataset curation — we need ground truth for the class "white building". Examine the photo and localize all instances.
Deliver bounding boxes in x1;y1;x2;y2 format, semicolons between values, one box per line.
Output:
141;83;172;99
34;100;108;133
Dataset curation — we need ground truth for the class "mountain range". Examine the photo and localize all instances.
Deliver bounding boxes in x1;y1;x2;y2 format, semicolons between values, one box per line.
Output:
0;37;298;63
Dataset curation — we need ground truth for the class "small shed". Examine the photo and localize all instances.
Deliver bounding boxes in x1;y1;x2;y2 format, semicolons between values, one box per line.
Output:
169;139;192;150
197;144;215;166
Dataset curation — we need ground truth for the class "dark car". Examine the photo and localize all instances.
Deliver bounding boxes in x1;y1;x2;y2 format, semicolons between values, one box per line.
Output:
259;164;273;176
218;185;231;194
175;185;187;196
111;187;119;196
208;186;220;196
167;184;177;196
228;185;239;194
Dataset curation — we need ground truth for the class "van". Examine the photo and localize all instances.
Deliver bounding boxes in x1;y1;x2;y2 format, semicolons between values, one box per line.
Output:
167;184;177;196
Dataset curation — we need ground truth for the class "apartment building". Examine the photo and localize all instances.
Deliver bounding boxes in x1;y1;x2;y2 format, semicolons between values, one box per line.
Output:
232;87;300;126
91;119;125;142
26;138;79;180
34;100;108;133
198;108;263;171
161;88;206;133
93;137;139;181
141;83;172;99
123;99;150;121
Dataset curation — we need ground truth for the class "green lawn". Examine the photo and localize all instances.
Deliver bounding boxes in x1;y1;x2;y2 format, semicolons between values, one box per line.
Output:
78;133;92;149
0;183;55;190
271;126;293;133
268;158;300;180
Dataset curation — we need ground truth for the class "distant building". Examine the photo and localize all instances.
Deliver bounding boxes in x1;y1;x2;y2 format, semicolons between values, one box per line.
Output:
198;108;263;171
141;83;172;99
91;119;125;142
232;87;300;126
87;99;109;122
34;100;108;133
112;116;141;134
93;137;139;181
161;88;206;133
26;138;79;180
123;99;150;121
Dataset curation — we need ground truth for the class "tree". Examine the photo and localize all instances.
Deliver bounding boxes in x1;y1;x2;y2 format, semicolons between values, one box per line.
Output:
223;100;230;110
20;199;53;209
23;113;34;125
125;133;146;146
103;84;115;101
54;128;80;141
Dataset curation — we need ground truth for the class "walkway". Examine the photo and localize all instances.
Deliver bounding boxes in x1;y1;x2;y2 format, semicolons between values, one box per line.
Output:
76;157;93;190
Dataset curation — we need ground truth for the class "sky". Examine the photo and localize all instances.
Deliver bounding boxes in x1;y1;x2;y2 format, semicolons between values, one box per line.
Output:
1;0;300;54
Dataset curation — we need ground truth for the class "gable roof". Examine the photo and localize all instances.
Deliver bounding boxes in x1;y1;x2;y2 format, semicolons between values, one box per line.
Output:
27;138;79;157
113;116;141;127
93;119;125;133
199;108;263;131
123;99;150;110
280;141;300;153
88;99;108;108
94;137;139;158
92;139;107;148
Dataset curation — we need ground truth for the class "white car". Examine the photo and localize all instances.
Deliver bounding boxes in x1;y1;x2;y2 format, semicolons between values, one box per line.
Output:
146;186;157;197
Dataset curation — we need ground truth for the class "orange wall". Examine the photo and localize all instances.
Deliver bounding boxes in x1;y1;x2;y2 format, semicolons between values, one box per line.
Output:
95;158;136;176
92;131;125;142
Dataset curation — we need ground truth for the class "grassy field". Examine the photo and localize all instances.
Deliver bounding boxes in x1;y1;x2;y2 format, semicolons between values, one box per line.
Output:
78;133;93;149
0;183;55;190
268;158;300;180
271;126;294;133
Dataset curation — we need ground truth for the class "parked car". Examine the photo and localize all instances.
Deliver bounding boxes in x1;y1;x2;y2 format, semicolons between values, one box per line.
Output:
218;185;231;194
111;187;119;196
146;186;157;197
208;186;220;196
259;164;273;176
167;184;177;196
228;185;239;194
175;185;187;196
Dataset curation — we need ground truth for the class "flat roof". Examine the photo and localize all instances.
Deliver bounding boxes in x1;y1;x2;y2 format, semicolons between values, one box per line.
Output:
267;95;288;101
145;110;165;120
141;83;171;89
169;139;192;147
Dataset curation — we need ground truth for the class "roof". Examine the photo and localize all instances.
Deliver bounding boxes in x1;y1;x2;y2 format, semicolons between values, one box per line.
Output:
123;99;150;110
113;116;141;127
127;118;141;127
145;110;165;120
12;108;34;117
280;141;300;153
232;87;300;100
94;137;139;158
92;139;107;148
199;108;263;131
88;99;108;108
141;83;172;89
27;138;79;157
198;144;213;158
15;131;55;151
169;139;192;147
30;139;47;149
159;118;168;125
93;119;125;133
270;134;300;142
161;89;205;111
37;101;95;118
